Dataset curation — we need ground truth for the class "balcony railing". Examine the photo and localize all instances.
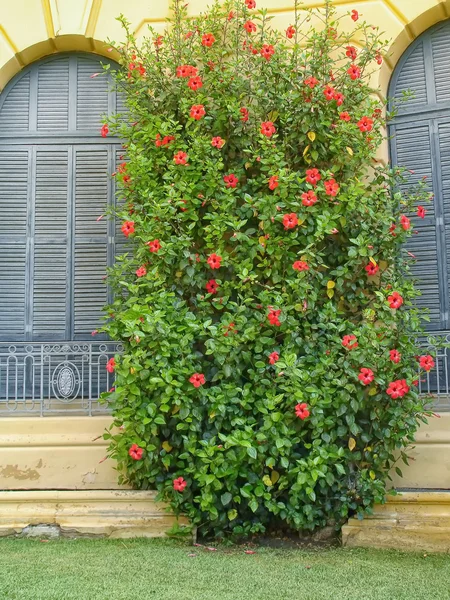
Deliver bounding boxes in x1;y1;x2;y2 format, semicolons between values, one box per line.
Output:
0;342;123;416
0;333;449;416
416;331;450;411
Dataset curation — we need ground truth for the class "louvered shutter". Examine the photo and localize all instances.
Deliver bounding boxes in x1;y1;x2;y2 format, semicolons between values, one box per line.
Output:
0;53;122;344
389;20;450;335
391;122;443;330
73;147;111;338
32;148;70;340
0;149;29;340
393;41;428;114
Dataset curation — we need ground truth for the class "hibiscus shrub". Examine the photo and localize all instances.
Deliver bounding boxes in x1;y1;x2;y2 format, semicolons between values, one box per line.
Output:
101;0;433;537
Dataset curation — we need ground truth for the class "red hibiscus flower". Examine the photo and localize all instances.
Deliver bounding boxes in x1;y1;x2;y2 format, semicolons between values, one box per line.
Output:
283;213;298;229
106;358;115;373
342;334;358;350
224;174;239;188
400;215;411;230
205;279;219;294
375;52;383;65
351;9;359;21
302;190;317;206
323;85;335;100
324;179;340;197
187;75;203;90
295;403;310;420
100;124;109;137
306;168;321;185
293;260;309;272
173;477;187;492
154;35;163;47
240;107;249;122
176;64;197;78
286;25;295;39
347;64;361;80
386;379;409;399
207;253;222;269
417;206;426;218
340;112;351;121
268;175;279;190
261;44;275;61
174;151;188;165
211;136;225;148
334;92;344;106
268;351;279;365
365;262;379;276
304;76;319;89
136;266;147;277
148;239;161;253
419;354;435;372
358;368;374;386
387;291;403;309
346;46;357;60
244;20;257;33
357;116;373;132
201;33;216;47
245;0;256;7
260;121;276;137
121;221;135;237
129;444;144;460
268;308;282;326
189;373;205;388
190;104;206;120
389;349;401;364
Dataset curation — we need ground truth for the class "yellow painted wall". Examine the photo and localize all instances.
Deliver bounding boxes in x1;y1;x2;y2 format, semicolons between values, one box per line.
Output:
0;0;449;491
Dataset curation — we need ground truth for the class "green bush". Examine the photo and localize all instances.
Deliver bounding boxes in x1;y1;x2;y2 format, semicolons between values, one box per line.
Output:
101;0;433;537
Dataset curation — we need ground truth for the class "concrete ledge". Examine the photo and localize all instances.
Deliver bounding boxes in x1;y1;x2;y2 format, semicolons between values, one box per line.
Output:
342;492;450;552
0;490;189;539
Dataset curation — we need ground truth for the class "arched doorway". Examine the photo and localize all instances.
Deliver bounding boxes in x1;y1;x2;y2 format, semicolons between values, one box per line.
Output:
390;21;450;401
0;53;123;414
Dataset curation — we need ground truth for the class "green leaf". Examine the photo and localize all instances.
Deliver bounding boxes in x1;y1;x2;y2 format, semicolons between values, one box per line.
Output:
247;446;257;459
221;492;232;506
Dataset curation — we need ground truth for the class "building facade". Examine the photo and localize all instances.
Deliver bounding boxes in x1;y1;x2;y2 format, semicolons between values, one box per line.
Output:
0;0;449;543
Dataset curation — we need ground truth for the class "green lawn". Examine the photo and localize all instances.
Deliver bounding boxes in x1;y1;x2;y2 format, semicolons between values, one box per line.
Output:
0;538;449;600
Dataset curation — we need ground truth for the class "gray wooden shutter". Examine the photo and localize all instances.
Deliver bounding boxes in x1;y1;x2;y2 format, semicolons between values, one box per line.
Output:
32;147;70;340
73;147;111;338
0;53;121;343
390;122;444;331
0;149;29;340
389;20;450;334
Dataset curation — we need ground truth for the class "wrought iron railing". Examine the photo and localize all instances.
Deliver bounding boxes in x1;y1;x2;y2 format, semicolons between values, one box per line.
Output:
416;331;450;411
0;334;448;416
0;342;123;416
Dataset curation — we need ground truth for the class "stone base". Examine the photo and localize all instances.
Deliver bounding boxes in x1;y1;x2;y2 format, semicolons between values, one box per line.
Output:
342;491;450;553
0;490;190;539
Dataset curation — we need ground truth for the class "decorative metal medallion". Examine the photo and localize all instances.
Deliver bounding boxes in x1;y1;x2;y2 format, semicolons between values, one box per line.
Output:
51;361;81;402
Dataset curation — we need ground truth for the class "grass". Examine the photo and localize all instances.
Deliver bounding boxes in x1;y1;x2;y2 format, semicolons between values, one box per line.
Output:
0;538;449;600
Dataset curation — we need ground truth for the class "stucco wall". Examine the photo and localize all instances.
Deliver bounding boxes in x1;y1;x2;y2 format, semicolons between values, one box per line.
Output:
1;0;450;92
1;0;449;491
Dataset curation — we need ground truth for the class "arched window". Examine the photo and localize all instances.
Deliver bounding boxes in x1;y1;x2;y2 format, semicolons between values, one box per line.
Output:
0;53;123;411
389;21;450;334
